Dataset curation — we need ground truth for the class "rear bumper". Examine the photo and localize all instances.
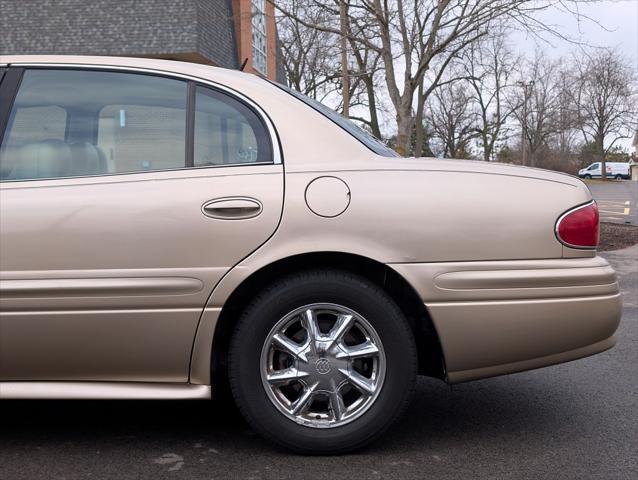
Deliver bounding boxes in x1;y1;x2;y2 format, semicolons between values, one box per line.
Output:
389;256;622;383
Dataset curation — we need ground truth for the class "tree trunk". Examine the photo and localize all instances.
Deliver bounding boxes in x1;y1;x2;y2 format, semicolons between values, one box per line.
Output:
363;75;382;139
395;109;413;157
598;136;607;180
339;1;350;118
482;132;491;162
414;82;426;157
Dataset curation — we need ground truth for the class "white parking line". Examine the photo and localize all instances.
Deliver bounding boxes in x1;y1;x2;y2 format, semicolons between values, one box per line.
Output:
599;209;628;216
598;203;627;208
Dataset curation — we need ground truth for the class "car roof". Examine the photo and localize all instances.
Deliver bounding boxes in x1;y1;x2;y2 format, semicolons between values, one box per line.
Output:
0;55;261;86
0;55;378;170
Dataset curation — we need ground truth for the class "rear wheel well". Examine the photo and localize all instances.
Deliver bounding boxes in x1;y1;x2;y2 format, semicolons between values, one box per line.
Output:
210;252;446;394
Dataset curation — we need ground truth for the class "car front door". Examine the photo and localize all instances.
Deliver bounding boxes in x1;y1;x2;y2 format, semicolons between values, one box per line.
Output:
0;67;283;382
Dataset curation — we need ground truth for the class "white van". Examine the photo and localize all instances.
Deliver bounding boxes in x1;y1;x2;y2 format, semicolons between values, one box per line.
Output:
578;162;630;180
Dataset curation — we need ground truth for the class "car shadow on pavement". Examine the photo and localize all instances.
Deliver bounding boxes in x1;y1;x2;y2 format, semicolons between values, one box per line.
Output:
0;374;575;456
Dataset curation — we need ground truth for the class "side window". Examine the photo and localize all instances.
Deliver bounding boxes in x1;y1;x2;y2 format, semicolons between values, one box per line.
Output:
98;103;186;174
0;69;187;181
194;86;272;166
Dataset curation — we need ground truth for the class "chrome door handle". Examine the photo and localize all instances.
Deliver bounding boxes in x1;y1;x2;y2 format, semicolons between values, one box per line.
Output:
202;197;263;220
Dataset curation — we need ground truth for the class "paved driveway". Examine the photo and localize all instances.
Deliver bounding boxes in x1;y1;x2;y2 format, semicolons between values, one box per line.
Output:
588;181;638;225
1;246;636;480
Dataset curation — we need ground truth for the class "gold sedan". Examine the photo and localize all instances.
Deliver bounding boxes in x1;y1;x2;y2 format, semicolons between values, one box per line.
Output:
0;56;621;454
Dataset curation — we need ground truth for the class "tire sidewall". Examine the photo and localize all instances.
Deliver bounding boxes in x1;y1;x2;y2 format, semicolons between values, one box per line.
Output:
229;272;416;453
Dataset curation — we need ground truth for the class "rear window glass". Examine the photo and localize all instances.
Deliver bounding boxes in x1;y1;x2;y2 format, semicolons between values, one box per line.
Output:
272;82;398;158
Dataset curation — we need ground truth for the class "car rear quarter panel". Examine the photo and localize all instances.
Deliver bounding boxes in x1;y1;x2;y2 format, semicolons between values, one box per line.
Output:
191;165;598;383
219;168;591;267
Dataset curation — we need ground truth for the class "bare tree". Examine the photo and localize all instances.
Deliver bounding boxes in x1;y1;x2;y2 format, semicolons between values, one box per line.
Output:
277;1;384;133
572;48;638;179
276;2;340;99
274;0;594;156
462;32;519;161
554;69;580;157
339;0;350;117
343;5;385;138
426;82;478;158
361;0;553;156
512;52;565;167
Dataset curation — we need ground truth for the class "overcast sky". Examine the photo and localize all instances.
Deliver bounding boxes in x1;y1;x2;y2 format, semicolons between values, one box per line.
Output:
513;0;637;150
514;0;638;65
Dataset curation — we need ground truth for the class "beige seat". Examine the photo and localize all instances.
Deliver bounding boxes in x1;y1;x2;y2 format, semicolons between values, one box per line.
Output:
0;145;21;180
2;140;108;180
9;139;73;180
69;142;107;176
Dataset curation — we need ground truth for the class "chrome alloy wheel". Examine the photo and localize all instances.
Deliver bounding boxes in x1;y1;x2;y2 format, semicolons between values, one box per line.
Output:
260;303;386;428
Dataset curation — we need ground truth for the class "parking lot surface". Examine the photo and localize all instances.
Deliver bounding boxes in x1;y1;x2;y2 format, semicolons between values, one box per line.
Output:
588;181;638;225
1;246;636;480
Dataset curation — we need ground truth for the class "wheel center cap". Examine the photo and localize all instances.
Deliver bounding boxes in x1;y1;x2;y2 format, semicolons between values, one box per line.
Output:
315;358;332;375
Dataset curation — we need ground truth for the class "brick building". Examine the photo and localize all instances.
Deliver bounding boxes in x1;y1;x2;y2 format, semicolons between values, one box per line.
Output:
0;0;285;82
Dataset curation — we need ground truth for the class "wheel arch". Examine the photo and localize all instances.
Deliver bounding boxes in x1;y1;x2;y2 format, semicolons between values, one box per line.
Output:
208;251;447;394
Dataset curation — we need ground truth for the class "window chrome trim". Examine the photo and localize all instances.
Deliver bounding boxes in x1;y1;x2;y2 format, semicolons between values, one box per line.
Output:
5;62;282;166
0;162;278;184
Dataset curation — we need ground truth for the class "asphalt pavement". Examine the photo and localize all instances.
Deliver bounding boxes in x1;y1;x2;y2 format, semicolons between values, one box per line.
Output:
588;180;638;225
1;246;636;480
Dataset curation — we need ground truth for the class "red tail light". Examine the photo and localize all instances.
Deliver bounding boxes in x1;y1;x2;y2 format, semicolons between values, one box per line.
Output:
556;201;599;249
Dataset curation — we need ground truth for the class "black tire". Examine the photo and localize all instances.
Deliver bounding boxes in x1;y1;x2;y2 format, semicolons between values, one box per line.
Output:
615;174;623;180
584;174;592;180
228;269;417;454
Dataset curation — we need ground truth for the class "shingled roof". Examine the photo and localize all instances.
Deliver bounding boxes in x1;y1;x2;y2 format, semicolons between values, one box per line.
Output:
0;0;239;68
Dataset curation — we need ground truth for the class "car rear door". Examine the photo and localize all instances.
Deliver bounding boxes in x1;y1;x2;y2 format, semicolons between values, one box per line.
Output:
0;66;283;382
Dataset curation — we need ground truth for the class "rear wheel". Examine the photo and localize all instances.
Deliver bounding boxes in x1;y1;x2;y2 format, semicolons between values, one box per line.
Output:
228;270;417;454
615;174;623;180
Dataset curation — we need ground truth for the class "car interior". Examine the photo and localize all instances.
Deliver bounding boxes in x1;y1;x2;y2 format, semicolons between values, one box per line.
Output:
0;69;267;182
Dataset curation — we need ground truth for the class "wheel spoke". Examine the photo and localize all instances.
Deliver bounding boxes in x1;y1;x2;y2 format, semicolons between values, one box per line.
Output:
266;367;307;385
301;309;321;343
261;303;386;428
339;368;375;395
328;314;354;342
291;382;318;414
272;333;308;362
329;390;346;421
336;340;379;359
